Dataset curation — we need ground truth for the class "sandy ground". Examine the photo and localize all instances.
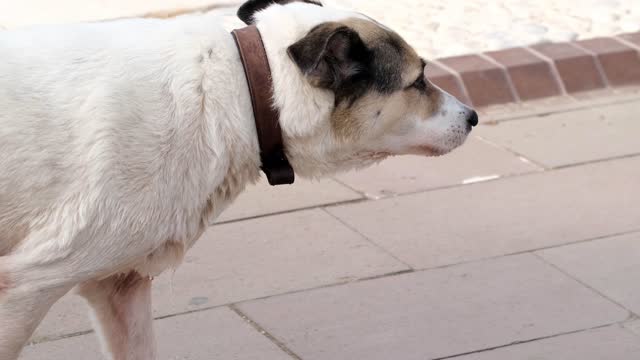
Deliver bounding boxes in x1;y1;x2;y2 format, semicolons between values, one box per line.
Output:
328;0;640;57
1;0;639;57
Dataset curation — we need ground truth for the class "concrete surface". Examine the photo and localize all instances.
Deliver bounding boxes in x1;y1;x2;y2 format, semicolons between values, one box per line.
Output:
455;326;640;360
334;137;541;199
538;232;640;315
475;99;640;168
217;178;361;222
24;308;295;360
237;254;628;360
626;321;640;337
327;155;640;269
21;91;640;359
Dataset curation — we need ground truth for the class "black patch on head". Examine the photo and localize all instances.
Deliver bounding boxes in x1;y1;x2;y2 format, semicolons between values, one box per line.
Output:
238;0;322;25
289;22;412;107
367;33;406;94
288;23;374;105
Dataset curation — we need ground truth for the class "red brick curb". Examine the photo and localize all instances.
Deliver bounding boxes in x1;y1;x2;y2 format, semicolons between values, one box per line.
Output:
427;32;640;108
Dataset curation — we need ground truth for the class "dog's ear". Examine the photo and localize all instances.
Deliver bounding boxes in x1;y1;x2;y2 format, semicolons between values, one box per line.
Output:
287;23;372;92
238;0;322;25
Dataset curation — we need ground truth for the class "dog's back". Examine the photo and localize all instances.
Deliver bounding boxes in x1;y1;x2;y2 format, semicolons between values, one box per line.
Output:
0;15;245;255
0;13;264;357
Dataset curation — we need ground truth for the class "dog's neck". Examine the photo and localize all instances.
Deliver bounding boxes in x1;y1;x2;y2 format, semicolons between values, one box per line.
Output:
252;6;384;178
232;25;295;186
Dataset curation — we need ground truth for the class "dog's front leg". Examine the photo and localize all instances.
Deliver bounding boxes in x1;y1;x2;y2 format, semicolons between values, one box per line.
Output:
0;256;76;360
78;272;156;360
0;283;72;360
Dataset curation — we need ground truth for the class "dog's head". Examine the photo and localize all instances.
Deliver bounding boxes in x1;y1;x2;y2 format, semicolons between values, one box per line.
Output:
238;0;477;177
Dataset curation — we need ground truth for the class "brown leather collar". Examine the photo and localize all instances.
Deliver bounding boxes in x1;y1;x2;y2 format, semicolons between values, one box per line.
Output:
232;25;295;186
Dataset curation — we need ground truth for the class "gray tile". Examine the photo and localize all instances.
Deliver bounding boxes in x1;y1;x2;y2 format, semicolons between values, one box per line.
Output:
238;254;628;360
476;99;640;168
327;156;640;269
23;332;102;360
152;209;408;317
31;209;406;341
455;326;640;360
217;176;361;223
538;232;640;315
31;294;91;343
31;209;407;341
624;320;640;337
23;307;293;360
334;137;539;199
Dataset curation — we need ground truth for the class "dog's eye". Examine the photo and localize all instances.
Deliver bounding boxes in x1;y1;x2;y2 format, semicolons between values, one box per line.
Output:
408;59;428;91
412;75;426;90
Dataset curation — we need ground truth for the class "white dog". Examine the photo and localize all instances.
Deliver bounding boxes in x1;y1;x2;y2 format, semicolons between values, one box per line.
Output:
0;0;477;358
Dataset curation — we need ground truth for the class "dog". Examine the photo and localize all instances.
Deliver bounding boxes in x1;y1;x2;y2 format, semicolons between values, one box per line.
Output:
0;0;477;358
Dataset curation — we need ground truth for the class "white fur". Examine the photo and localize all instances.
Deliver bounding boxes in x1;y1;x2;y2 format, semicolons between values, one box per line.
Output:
383;89;473;156
0;3;473;359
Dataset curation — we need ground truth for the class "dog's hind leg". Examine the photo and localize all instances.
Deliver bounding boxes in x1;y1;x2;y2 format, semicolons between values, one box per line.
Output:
78;272;156;360
0;256;75;360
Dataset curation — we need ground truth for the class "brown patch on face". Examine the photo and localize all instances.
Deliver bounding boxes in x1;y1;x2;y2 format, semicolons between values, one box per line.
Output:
328;18;442;141
331;99;371;140
424;83;443;114
331;85;443;142
289;16;444;142
341;18;423;87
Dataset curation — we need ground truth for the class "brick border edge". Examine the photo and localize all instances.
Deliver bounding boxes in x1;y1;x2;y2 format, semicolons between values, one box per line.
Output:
427;32;640;108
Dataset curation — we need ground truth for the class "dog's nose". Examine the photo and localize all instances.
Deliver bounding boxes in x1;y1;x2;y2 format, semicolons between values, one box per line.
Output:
467;111;479;127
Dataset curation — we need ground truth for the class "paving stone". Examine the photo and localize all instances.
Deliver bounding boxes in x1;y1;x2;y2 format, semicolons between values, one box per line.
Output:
455;326;640;360
426;61;471;105
575;37;640;86
31;294;91;343
624;320;640;337
476;99;640;168
334;137;539;199
152;209;408;317
486;47;563;100
537;232;640;315
532;42;607;93
216;177;361;223
439;54;516;107
619;32;640;49
238;254;628;360
23;307;294;360
327;157;640;269
31;209;406;341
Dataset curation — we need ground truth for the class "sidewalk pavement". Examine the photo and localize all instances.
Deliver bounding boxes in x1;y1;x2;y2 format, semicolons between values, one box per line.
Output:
21;89;640;359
